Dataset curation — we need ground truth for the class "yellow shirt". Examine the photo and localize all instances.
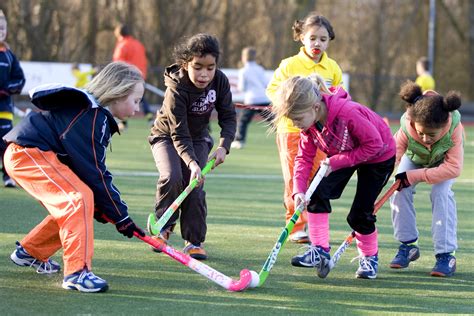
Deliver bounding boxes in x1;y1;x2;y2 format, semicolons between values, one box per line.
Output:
266;47;343;133
415;73;435;92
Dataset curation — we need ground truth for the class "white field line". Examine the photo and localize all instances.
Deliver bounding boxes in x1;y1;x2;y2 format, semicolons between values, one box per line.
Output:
112;170;474;184
113;170;281;180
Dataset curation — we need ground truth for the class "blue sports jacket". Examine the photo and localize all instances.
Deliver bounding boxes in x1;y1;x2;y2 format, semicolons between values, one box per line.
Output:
3;84;129;223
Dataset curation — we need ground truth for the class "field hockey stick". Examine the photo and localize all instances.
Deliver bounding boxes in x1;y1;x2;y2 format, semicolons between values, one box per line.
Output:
234;102;271;111
147;158;216;236
134;232;253;292
257;163;329;287
328;179;400;270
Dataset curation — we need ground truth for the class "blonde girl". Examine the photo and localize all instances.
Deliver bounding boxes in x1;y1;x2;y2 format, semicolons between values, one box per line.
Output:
273;74;395;279
4;62;145;293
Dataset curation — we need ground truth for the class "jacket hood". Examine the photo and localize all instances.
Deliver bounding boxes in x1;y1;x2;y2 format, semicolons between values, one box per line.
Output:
164;63;206;94
322;87;352;122
29;84;99;111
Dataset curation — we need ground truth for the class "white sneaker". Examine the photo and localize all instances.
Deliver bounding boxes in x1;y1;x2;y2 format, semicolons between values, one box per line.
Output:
289;230;309;243
231;141;244;149
62;269;108;293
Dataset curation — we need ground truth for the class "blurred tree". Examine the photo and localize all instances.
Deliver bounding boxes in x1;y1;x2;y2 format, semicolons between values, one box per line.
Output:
0;0;471;109
470;1;474;100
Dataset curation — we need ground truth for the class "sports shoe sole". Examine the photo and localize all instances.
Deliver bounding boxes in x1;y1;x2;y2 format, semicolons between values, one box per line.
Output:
430;264;456;277
291;259;318;268
430;271;454;277
62;282;109;293
389;263;407;269
187;252;208;260
356;273;377;279
289;237;310;244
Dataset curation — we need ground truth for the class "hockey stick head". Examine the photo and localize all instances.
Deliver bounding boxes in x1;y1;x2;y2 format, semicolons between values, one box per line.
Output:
147;213;160;236
146;158;216;236
228;269;252;292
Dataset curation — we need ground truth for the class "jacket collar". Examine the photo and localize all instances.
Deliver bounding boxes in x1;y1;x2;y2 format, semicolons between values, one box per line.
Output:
296;47;330;70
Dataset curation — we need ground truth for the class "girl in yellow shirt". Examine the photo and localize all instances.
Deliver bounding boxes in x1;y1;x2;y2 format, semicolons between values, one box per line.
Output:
266;12;343;243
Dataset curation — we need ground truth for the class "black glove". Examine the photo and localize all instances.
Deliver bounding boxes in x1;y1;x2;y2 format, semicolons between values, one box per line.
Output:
395;172;411;191
115;217;145;238
93;209;109;224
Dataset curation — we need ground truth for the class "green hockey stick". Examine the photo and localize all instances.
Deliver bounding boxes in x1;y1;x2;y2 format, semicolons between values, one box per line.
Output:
257;163;328;286
147;158;216;236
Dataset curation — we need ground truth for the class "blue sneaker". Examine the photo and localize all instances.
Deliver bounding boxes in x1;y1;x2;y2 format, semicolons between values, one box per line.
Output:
430;253;456;277
355;254;378;279
10;241;61;274
390;243;420;269
291;245;331;277
62;269;108;293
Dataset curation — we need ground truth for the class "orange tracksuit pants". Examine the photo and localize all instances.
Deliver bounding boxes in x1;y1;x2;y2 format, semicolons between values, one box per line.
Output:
276;132;326;233
4;143;94;276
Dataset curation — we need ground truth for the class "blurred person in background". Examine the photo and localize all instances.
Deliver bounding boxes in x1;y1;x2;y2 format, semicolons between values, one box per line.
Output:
415;56;435;92
71;63;97;88
0;9;25;188
113;23;153;128
231;47;271;150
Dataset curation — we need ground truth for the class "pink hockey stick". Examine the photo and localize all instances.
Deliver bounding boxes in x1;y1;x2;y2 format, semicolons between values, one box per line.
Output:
134;232;252;292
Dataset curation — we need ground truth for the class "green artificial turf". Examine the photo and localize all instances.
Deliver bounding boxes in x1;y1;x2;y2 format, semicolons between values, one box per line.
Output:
0;118;472;315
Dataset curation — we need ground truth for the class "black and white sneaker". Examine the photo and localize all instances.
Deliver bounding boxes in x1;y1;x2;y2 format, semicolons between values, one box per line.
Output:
291;245;331;274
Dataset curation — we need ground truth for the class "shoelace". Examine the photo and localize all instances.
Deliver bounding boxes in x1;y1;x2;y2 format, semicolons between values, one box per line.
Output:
185;244;200;250
36;261;54;274
19;247;54;274
27;258;38;268
299;245;322;265
351;255;376;273
76;270;97;284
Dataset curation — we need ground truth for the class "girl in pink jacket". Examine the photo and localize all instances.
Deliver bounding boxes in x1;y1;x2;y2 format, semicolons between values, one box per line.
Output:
272;75;396;279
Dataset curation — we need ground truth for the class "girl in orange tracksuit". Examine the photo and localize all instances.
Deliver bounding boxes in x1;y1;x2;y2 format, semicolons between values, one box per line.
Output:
266;12;343;243
4;62;145;293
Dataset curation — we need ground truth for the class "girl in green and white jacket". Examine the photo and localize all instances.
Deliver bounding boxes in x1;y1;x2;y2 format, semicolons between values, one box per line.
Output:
389;80;464;278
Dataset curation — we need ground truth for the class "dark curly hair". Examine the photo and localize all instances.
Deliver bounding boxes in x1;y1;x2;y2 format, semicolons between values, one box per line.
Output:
173;33;220;66
292;12;335;41
399;80;462;129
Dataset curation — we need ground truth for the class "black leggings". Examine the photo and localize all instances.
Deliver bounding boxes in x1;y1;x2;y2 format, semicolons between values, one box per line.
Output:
307;156;395;234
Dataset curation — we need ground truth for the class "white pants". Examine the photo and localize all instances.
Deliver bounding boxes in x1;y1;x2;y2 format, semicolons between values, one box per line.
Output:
390;155;458;255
